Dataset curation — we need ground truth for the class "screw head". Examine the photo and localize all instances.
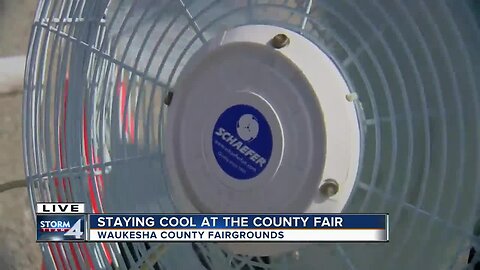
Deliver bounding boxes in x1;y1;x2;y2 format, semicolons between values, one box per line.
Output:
320;179;339;197
164;91;174;106
270;34;290;49
346;92;358;102
292;250;300;260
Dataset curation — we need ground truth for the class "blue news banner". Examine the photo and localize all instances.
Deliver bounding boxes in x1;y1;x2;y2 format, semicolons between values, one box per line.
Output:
37;214;388;242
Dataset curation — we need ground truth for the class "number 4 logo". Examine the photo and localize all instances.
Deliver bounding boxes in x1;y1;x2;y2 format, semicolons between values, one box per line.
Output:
64;219;84;239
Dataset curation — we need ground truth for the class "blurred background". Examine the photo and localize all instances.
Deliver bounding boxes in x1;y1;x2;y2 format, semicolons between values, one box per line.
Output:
0;0;42;269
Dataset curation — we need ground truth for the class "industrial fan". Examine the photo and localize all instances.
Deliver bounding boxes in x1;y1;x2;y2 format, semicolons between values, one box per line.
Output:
23;0;480;269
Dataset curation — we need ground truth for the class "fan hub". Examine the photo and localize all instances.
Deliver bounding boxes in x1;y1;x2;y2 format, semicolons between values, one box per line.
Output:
165;25;361;255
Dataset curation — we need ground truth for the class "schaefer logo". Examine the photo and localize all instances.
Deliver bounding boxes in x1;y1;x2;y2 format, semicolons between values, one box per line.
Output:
212;105;273;180
37;215;85;242
214;125;267;168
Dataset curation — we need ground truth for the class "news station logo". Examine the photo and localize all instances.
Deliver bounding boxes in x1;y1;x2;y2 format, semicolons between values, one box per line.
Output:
36;203;86;242
37;215;85;241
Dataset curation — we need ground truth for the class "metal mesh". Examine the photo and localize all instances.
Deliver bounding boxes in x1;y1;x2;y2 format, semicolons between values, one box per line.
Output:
23;0;480;269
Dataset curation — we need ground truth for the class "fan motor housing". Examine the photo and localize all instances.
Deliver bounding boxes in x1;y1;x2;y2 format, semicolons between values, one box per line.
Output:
165;25;361;255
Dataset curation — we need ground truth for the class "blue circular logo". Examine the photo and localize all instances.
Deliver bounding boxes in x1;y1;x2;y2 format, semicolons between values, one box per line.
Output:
212;104;273;180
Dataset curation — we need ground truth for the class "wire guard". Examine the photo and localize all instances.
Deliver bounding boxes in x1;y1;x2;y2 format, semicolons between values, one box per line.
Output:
23;0;480;269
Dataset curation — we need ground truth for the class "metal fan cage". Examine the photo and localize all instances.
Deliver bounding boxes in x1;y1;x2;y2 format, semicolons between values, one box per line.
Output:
23;0;480;269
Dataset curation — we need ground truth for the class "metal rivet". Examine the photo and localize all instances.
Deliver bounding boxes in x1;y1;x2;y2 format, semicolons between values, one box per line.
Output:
270;34;290;49
164;91;173;106
292;250;300;260
346;92;358;102
320;179;339;197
